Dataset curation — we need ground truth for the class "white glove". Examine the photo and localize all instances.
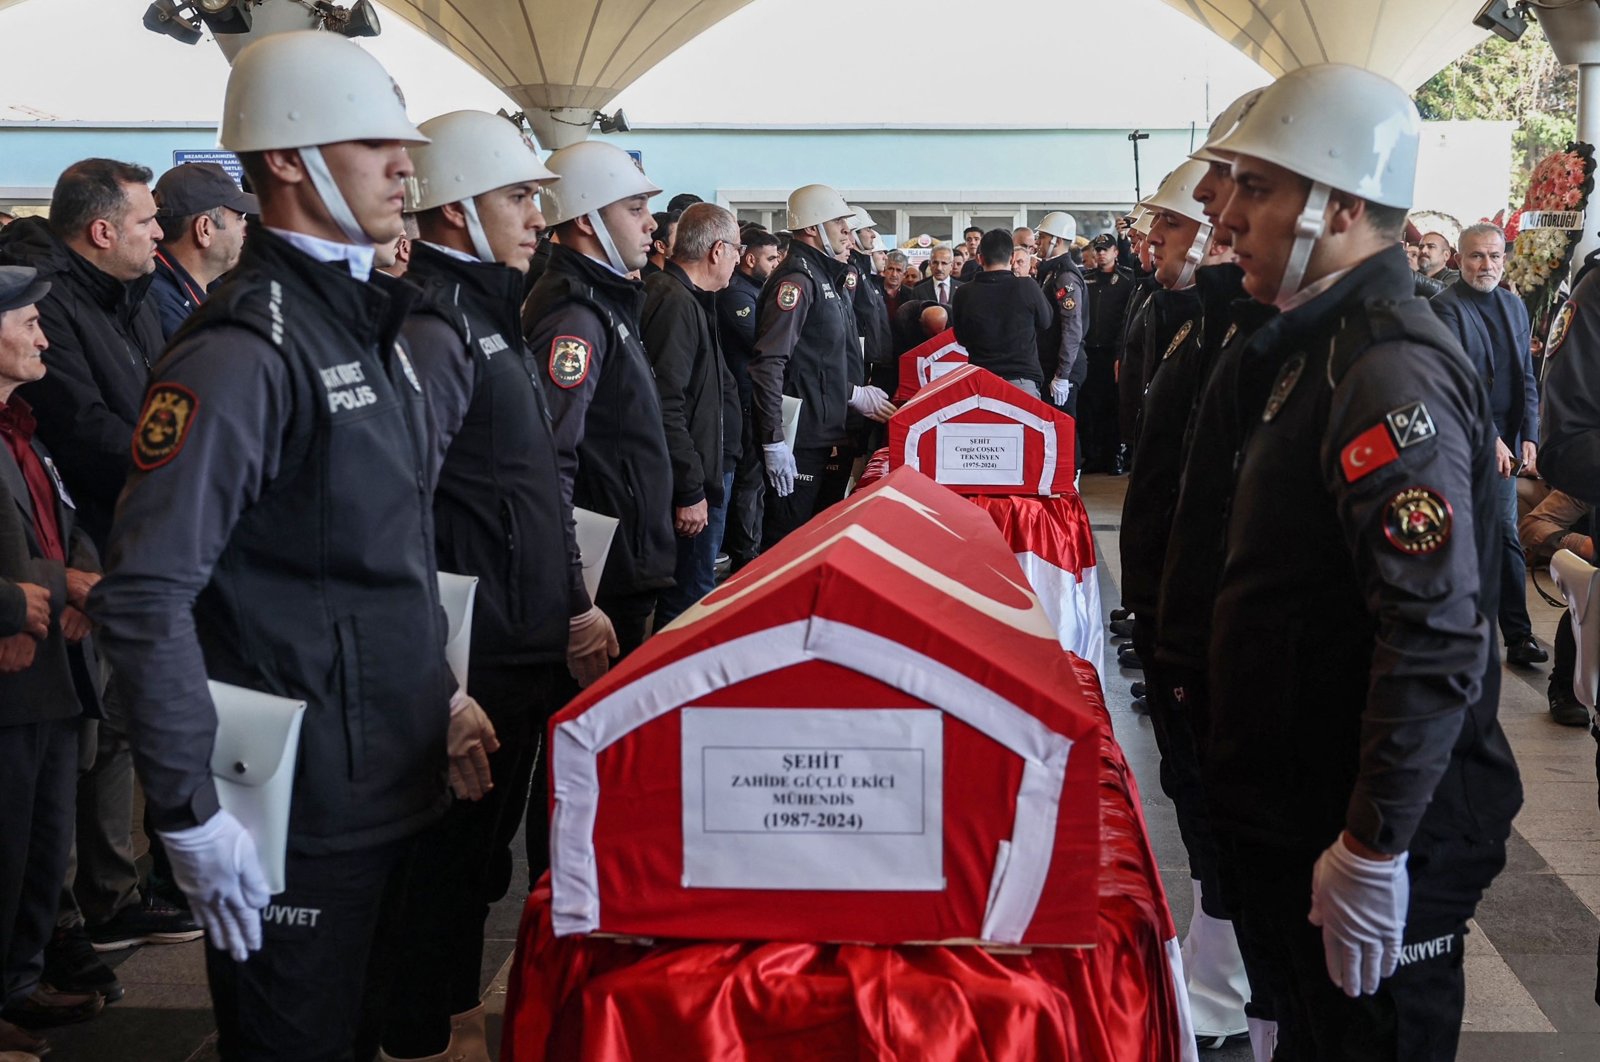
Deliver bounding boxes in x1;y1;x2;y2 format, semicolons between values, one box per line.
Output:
1049;377;1072;406
567;606;620;687
848;385;898;422
158;809;271;963
447;690;501;801
763;441;797;497
1308;835;1410;997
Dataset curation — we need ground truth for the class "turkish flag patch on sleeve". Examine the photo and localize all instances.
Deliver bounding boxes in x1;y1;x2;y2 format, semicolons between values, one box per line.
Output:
1340;422;1400;483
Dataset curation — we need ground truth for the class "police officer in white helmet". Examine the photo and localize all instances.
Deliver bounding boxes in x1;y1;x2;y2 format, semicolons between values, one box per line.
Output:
749;184;894;545
377;109;599;1062
90;32;497;1060
522;142;675;656
1202;64;1521;1059
1034;211;1087;410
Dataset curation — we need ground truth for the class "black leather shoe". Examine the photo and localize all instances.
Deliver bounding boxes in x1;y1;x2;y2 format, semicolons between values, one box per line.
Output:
1130;696;1149;714
44;925;122;1004
1506;636;1549;667
1108;617;1135;639
1117;643;1143;670
1109;608;1131;623
1130;681;1146;699
1549;687;1591;727
2;985;103;1029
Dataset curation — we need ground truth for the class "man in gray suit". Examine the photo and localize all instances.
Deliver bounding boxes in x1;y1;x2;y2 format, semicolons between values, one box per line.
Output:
0;266;107;1056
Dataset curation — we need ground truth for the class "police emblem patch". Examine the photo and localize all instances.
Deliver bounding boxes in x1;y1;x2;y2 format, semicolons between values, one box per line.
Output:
1549;301;1576;357
549;336;591;389
845;272;857;291
132;383;198;471
777;282;801;312
1261;353;1306;423
735;306;752;318
1385;401;1436;449
1383;486;1452;555
395;344;422;393
1164;320;1194;360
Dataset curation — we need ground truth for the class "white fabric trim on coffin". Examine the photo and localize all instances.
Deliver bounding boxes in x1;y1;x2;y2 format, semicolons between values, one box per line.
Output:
901;393;1059;496
916;339;968;388
1165;935;1202;1062
1016;551;1104;674
550;617;1074;943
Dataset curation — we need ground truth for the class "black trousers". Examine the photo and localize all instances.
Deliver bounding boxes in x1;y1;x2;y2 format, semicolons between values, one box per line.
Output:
1220;829;1505;1061
723;408;767;571
0;717;77;1008
760;444;853;549
381;662;575;1056
207;838;413;1062
1077;346;1120;471
1551;611;1576;703
595;588;658;660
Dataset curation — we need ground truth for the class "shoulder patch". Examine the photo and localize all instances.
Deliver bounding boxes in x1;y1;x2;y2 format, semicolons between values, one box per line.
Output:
1549;301;1576;357
1261;353;1306;423
1340;423;1400;482
132;383;199;471
1385;402;1436;449
777;281;802;312
1163;320;1194;360
735;305;752;318
1383;486;1453;555
548;335;592;389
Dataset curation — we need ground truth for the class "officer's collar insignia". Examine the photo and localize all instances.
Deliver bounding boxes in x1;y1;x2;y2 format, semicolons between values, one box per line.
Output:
395;344;422;393
1549;301;1576;357
549;335;592;389
735;305;751;318
1110;274;1120;285
1164;320;1194;360
132;383;199;471
1385;401;1435;450
1222;323;1239;347
777;281;801;312
1260;353;1306;423
1383;486;1452;555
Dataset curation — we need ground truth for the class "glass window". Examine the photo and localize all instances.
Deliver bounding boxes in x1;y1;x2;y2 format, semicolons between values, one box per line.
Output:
907;213;954;245
736;208;767;226
971;213;1016;235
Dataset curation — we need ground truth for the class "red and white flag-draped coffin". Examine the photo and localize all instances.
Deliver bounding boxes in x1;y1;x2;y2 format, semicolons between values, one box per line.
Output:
894;327;970;402
547;467;1103;946
888;365;1076;496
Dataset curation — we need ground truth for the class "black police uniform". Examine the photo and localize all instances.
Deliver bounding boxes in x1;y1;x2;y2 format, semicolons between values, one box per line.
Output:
89;228;454;1062
1035;252;1088;412
746;239;858;547
378;241;584;1057
1118;274;1162;466
950;269;1052;392
522;243;675;656
1079;263;1136;470
847;250;894;452
716;269;766;570
1206;247;1521;1061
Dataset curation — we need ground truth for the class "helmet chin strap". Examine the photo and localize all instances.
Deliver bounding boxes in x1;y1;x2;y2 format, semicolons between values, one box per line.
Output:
1274;181;1331;309
816;222;836;257
1175;220;1213;289
460;197;497;264
586;208;631;274
300;145;377;245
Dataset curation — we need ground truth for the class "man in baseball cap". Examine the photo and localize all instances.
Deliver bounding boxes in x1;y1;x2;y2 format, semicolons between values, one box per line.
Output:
149;163;259;339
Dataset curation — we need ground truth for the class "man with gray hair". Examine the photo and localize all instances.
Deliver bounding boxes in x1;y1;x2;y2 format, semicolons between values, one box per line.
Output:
1432;221;1546;666
642;202;741;624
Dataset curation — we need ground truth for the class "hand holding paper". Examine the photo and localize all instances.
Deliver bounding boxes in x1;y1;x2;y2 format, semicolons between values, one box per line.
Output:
447;691;500;801
159;809;271;962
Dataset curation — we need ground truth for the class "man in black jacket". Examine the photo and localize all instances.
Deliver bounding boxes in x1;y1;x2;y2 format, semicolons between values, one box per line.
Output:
1035;212;1088;412
644;204;742;626
524;141;674;655
716;230;780;571
1431;222;1547;667
951;229;1052;397
378;109;602;1062
1080;233;1137;471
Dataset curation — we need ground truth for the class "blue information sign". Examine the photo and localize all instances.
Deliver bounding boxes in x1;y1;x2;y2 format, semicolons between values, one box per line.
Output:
172;150;245;186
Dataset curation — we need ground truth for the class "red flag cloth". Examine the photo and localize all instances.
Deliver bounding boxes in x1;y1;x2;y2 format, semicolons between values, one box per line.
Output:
504;659;1191;1062
895;327;970;402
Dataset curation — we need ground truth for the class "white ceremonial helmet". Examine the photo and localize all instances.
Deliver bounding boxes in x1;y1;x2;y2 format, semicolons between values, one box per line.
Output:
406;110;559;263
1037;211;1078;242
539;140;662;273
1191;87;1266;165
1143;159;1214;288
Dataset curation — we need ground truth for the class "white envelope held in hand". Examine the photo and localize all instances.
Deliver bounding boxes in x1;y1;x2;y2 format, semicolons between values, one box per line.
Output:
573;508;619;603
207;681;307;896
436;572;480;693
1553;548;1600;711
782;395;803;451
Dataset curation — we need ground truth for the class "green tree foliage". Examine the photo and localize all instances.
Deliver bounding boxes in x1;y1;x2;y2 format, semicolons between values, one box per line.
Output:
1414;24;1576;204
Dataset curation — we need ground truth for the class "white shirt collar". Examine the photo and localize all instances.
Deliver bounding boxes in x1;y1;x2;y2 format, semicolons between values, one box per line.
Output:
267;226;376;283
418;240;479;265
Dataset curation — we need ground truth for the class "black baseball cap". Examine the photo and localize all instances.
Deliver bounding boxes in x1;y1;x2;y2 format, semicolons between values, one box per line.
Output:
0;266;50;314
1091;233;1117;249
154;163;259;218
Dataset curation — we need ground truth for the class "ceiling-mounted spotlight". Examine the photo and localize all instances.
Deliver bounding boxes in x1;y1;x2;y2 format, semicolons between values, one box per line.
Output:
596;109;631;135
313;0;381;38
143;0;204;44
143;0;252;43
1473;0;1530;42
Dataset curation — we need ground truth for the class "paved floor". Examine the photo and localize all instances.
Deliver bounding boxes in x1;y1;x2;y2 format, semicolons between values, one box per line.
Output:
32;472;1600;1060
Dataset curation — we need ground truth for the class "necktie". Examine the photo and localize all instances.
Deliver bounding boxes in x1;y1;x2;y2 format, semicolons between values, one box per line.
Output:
938;281;948;306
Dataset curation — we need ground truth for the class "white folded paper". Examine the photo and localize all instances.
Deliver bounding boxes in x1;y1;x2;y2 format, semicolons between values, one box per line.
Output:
574;508;619;602
207;681;307;895
435;571;479;693
782;395;802;451
1553;548;1600;711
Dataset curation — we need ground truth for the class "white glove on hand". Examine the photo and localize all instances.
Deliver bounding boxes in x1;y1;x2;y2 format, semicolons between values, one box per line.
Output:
848;385;898;422
568;606;620;687
763;442;797;497
1308;835;1410;997
1049;377;1072;406
447;691;501;801
158;809;271;963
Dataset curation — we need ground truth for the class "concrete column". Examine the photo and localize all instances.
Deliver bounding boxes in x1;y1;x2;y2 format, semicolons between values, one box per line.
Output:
1539;3;1600;275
